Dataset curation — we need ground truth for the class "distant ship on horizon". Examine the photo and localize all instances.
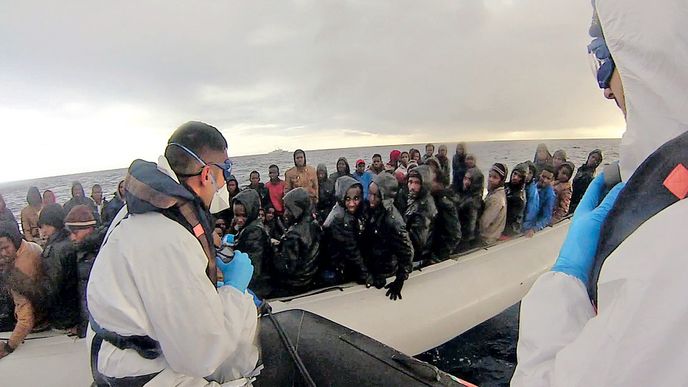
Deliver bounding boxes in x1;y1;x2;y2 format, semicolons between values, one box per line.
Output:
267;148;289;155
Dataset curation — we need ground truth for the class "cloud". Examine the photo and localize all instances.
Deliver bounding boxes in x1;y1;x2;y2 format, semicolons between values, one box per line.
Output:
0;0;625;182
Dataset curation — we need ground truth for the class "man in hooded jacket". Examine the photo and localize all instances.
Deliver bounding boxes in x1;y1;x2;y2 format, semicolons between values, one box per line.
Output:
322;176;370;285
328;157;352;183
86;122;259;386
63;182;100;224
424;159;461;263
404;166;437;262
233;189;273;298
451;143;468;194
316;163;336;224
362;173;414;300
457;167;484;251
512;1;688;384
284;149;318;204
272;188;321;297
569;149;603;214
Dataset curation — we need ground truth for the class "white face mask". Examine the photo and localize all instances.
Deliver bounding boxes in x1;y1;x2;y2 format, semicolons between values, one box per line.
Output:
209;174;230;214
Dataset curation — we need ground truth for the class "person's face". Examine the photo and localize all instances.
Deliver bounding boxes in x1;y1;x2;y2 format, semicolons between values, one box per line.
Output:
117;182;125;198
368;182;381;209
511;172;523;186
317;170;327;181
269;168;279;181
604;69;627;117
344;186;362;214
487;171;502;191
465;158;476;169
0;237;18;272
70;227;94;243
266;208;275;221
400;153;409;166
526;168;534;183
438;147;447;157
283;208;295;225
463;173;472;190
215;219;227;231
456;144;465;155
356;163;365;174
557;168;572;183
372;157;382;170
552;156;565;169
425;146;434;156
587;153;602;168
412;152;421;162
250;173;260;186
337;160;347;174
233;203;247;229
408;177;422;195
258;208;265;222
536;149;549;161
538;171;554;188
92;186;103;203
295;153;306;167
72;185;83;198
190;149;229;209
227;180;238;193
39;224;57;240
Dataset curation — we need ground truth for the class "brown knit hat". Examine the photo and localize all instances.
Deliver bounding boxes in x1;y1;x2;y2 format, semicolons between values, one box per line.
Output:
64;205;96;230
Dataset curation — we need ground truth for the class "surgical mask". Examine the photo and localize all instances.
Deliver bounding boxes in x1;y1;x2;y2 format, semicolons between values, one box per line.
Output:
209;173;230;214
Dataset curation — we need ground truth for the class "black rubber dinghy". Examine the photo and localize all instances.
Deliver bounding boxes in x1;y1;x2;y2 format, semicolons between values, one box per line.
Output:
256;309;471;386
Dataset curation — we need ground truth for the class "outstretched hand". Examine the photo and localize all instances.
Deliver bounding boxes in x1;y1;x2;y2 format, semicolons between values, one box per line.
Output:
385;277;405;301
216;250;254;293
552;173;625;285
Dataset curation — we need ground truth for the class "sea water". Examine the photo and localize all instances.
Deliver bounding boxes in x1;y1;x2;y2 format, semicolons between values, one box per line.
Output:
0;138;619;386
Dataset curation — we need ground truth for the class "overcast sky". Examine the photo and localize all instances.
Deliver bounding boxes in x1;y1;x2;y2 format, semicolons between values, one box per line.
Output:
0;0;624;183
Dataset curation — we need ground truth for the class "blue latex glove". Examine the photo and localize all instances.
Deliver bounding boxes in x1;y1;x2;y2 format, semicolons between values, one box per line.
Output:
551;173;625;285
216;250;254;293
246;289;263;308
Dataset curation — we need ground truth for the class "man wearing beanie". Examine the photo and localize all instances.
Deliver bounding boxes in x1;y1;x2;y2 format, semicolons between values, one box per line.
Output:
479;163;508;245
0;221;45;359
65;205;105;337
39;203;80;333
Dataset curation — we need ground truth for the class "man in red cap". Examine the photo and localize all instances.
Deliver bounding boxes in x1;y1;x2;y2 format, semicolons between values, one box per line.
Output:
385;150;401;174
353;159;374;200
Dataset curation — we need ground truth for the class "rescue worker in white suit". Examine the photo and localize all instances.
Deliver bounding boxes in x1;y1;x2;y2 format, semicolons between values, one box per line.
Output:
87;121;260;386
512;0;688;385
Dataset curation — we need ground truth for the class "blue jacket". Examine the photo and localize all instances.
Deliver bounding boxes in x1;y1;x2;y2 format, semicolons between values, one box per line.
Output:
353;170;374;200
523;183;555;232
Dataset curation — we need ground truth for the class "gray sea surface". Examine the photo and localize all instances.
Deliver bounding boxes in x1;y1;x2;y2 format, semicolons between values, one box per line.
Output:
0;138;619;386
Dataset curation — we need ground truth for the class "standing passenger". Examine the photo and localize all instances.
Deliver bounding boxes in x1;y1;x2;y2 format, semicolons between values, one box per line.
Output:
42;190;57;206
0;194;16;225
63;182;99;222
385;150;401;173
552;149;567;170
452;143;468;194
246;171;269;210
569;149;603;214
20;187;42;243
316;164;336;224
363;173;414;299
404;166;437;262
457;167;485;251
369;154;385;175
101;180;126;226
284;149;319;204
329;157;352;183
436;145;451;187
422;143;435;163
504;164;527;236
533;143;553;177
428;163;461;263
409;148;422;164
352;159;374;199
394;151;410;184
90;184;107;221
522;166;556;238
265;165;286;217
480;163;508;245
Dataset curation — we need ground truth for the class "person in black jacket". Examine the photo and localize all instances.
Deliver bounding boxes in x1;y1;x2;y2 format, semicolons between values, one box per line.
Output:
363;173;414;300
457;166;485;251
429;167;461;263
245;171;270;210
322;176;370;285
569;149;603;214
328;157;352;183
38;203;80;332
272;188;321;297
63;182;100;224
451;142;468;194
101;180;126;226
504;164;527;236
233;189;273;298
404;166;437;262
316;163;336;224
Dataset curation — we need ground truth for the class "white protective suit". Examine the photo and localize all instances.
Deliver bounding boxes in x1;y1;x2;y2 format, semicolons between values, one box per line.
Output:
86;156;260;387
512;0;688;385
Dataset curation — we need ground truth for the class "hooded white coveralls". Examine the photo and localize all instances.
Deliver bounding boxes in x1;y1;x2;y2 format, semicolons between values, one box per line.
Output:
512;0;688;386
86;157;259;386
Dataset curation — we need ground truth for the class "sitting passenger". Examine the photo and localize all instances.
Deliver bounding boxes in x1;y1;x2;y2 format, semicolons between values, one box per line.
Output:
263;206;285;241
522;161;540;231
457;166;484;251
425;159;461;263
233;189;273;298
479;163;508;245
39;203;80;332
0;221;45;359
272;188;321;297
552;149;567;170
551;162;575;224
522;166;556;238
404;166;437;262
569;149;603;214
322;177;370;285
64;205;106;337
504;164;527;236
363;173;414;299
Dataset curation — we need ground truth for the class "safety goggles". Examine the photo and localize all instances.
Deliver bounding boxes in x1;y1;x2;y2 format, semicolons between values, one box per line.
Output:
168;142;233;181
587;7;615;89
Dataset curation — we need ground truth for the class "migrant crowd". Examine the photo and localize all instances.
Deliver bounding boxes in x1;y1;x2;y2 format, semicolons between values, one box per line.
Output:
0;140;604;357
